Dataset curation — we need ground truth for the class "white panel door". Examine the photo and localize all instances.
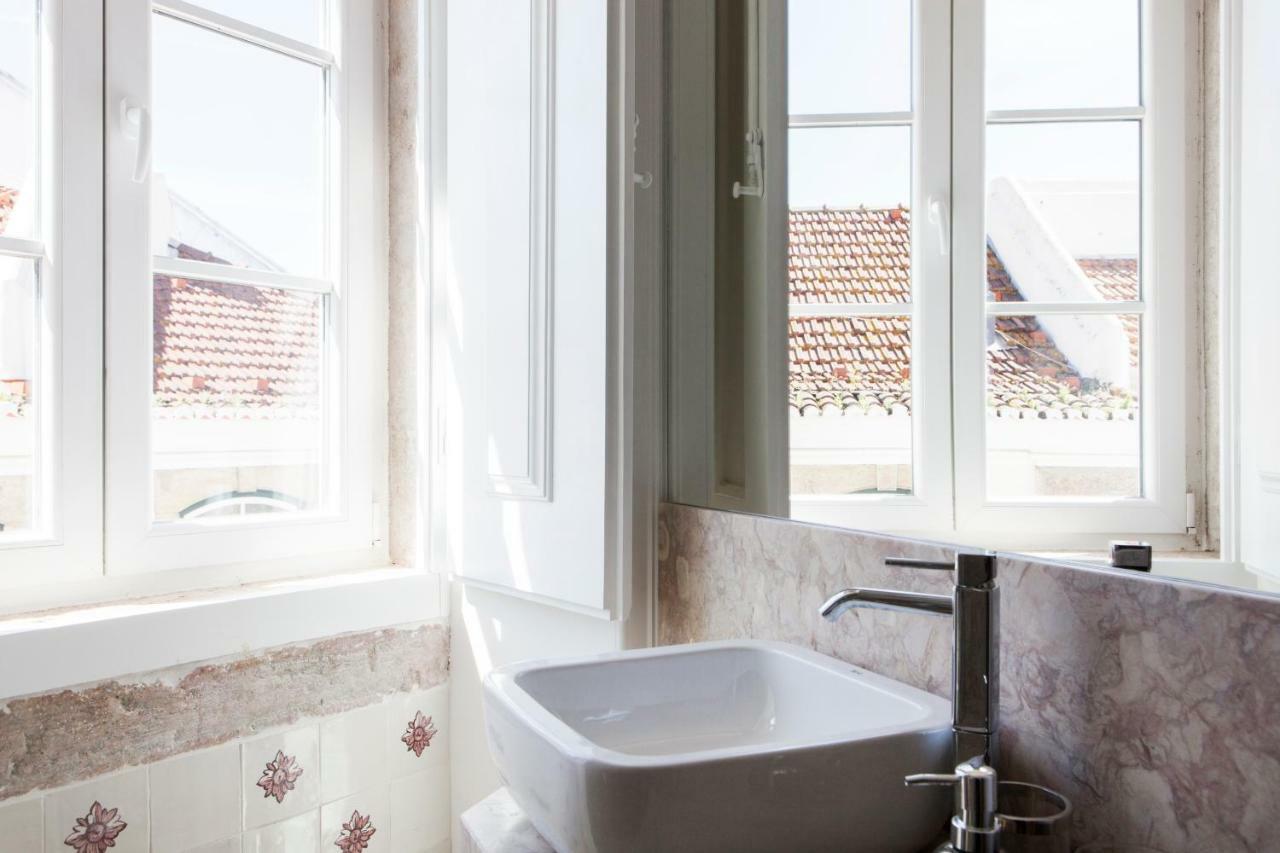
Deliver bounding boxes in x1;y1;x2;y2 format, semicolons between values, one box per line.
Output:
443;0;632;616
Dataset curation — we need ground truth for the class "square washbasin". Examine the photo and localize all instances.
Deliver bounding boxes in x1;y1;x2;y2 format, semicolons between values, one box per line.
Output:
483;640;952;853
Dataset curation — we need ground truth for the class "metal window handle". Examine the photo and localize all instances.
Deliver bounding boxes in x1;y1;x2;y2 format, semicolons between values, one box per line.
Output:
928;194;950;256
120;99;152;183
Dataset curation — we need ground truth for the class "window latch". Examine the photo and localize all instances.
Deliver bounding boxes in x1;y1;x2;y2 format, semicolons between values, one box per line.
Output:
119;99;152;184
928;194;951;257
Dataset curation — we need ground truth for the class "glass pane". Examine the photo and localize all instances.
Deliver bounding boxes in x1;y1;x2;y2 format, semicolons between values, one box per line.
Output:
986;0;1139;112
0;0;39;240
986;313;1140;499
186;0;324;47
986;122;1139;302
152;274;326;523
152;14;327;277
790;314;914;496
0;256;38;534
788;0;911;115
790;126;912;210
791;208;912;305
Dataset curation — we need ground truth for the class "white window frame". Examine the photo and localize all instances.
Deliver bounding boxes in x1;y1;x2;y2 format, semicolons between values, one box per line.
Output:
789;0;955;536
1;0;386;601
790;0;1194;549
104;0;385;576
0;1;104;589
951;0;1190;546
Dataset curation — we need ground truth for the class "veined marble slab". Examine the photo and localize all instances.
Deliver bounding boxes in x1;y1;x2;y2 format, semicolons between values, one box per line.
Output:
658;502;1280;852
461;787;555;853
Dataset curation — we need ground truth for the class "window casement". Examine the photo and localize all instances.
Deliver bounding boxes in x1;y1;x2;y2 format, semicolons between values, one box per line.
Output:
787;0;1194;549
0;0;385;598
0;2;104;587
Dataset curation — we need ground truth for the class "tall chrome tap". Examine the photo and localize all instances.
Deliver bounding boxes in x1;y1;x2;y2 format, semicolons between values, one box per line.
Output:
820;551;999;766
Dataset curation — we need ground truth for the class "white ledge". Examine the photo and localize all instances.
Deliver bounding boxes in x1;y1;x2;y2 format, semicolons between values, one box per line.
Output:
0;568;443;702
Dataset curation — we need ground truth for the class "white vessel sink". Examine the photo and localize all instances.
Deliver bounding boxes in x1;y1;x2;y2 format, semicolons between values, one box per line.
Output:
483;640;952;853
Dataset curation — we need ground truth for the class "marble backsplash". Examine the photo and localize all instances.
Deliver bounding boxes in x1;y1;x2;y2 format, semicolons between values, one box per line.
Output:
658;503;1280;853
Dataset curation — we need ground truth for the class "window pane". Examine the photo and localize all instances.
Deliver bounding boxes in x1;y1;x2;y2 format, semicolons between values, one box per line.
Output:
986;0;1139;112
790;315;914;496
187;0;324;47
152;14;327;278
0;256;38;534
0;0;39;240
986;122;1139;303
788;0;911;115
986;313;1140;499
152;274;326;523
790;125;912;212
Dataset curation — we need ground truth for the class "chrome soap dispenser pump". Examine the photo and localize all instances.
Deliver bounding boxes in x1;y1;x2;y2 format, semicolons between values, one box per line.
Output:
906;760;1000;853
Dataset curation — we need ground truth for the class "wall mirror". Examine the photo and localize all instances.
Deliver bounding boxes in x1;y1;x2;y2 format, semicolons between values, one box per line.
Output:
665;0;1278;594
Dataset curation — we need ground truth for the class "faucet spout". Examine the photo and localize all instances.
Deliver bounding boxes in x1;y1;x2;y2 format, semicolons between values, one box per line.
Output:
820;551;999;768
820;588;953;621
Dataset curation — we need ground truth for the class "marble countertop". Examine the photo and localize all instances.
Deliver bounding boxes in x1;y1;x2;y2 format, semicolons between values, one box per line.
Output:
460;788;554;853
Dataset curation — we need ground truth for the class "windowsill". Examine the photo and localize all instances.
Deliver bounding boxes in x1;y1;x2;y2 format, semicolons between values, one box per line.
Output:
0;567;445;702
1023;549;1271;590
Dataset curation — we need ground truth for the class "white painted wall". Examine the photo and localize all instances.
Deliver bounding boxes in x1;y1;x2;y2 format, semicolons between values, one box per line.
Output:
1238;0;1280;581
1017;179;1139;258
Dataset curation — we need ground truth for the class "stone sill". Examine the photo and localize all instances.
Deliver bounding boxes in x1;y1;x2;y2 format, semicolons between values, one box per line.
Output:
0;567;445;701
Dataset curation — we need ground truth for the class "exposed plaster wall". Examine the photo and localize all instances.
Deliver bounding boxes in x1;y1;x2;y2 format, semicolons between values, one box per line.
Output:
387;0;425;568
1199;0;1222;553
0;622;448;802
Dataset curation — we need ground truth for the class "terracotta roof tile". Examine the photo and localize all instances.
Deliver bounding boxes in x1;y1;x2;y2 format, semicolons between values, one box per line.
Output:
789;207;1138;420
152;244;322;419
0;186;15;236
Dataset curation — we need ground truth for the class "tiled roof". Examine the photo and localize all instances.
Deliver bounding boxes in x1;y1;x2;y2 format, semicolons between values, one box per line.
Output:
789;207;1139;420
2;185;321;421
0;186;15;236
790;207;911;304
153;244;322;419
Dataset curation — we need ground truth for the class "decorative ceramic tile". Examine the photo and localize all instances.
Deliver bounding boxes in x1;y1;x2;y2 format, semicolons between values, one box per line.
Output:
385;686;448;778
42;769;147;853
387;765;450;852
149;743;241;852
0;796;42;853
320;704;387;803
321;787;388;853
241;811;318;853
242;726;319;830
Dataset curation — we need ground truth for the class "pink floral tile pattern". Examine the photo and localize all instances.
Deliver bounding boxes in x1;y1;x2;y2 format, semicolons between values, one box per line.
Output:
256;750;304;803
63;801;127;853
400;711;438;758
334;810;377;852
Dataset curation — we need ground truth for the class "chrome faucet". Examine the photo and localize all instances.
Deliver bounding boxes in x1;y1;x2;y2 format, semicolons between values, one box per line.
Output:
820;551;999;767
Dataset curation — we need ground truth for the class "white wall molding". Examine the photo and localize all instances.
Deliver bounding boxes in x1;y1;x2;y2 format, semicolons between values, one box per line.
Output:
487;0;555;502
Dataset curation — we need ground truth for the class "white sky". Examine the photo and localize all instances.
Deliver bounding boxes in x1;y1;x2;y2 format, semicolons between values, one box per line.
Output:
153;10;325;276
788;0;1141;209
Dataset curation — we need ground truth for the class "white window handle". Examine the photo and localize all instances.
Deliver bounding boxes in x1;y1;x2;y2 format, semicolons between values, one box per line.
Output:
120;99;152;183
928;194;950;257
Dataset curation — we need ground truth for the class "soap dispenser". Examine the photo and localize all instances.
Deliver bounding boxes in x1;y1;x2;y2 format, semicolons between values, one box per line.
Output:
905;760;1000;853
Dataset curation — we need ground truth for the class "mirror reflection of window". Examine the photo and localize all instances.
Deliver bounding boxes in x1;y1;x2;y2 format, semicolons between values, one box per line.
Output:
787;0;917;498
